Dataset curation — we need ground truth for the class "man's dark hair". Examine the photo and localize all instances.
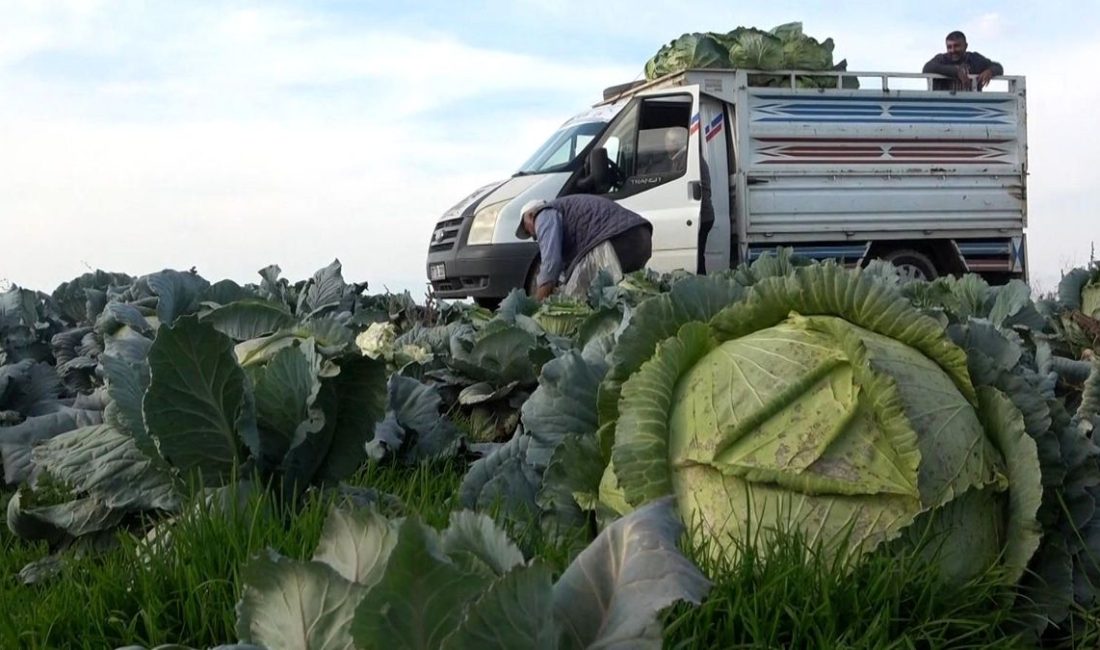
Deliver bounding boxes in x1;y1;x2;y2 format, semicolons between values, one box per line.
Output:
946;30;966;42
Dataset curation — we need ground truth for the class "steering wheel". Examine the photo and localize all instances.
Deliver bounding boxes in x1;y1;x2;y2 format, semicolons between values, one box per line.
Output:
607;159;626;188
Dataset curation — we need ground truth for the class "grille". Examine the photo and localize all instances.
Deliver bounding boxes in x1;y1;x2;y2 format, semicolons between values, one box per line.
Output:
429;217;464;252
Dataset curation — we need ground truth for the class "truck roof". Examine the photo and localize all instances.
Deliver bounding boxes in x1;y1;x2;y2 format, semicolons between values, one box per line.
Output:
559;101;627;128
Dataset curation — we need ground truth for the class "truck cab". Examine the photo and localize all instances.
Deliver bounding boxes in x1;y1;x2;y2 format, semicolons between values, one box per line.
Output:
425;104;624;305
427;68;1028;303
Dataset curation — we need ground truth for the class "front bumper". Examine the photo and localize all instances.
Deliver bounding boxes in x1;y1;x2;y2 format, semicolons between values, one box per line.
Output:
426;242;538;300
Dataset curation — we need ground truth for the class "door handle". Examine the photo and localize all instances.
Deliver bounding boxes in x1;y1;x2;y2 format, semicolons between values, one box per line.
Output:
747;177;769;185
689;181;702;200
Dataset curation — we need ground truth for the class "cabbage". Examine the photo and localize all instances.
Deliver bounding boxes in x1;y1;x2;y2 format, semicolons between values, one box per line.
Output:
771;21;836;70
644;22;851;86
1086;281;1100;320
355;321;397;360
533;299;592;337
231;498;709;650
598;263;1044;590
726;29;784;69
1042;262;1100;361
644;33;731;80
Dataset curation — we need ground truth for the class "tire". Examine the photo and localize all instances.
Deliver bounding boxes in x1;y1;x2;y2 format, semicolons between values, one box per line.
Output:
880;249;938;282
525;258;541;298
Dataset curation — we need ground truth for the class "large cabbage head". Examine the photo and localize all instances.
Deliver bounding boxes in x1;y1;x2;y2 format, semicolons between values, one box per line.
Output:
726;28;785;70
1048;263;1100;359
769;21;836;70
599;264;1042;585
1055;262;1100;320
644;33;730;80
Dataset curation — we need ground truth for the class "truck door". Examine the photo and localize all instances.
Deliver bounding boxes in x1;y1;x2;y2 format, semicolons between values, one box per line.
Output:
699;97;732;273
588;88;703;274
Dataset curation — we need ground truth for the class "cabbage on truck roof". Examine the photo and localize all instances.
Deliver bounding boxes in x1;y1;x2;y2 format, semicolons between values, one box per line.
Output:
643;22;855;88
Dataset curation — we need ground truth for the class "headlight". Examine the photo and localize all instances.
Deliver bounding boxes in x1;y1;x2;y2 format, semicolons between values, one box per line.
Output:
467;201;505;245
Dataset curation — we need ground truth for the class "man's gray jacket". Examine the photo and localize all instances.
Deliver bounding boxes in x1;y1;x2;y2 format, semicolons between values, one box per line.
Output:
922;51;1003;91
535;194;652;285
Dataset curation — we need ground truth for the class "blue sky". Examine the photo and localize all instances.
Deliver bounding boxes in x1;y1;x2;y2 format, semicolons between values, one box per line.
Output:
1;1;1096;297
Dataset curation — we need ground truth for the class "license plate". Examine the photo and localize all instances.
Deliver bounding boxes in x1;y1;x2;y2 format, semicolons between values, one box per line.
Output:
429;263;446;281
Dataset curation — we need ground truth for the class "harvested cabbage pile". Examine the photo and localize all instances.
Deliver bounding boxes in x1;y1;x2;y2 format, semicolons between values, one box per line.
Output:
644;21;856;87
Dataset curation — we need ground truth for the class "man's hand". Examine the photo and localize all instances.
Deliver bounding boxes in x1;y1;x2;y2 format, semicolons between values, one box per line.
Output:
977;68;994;88
535;283;555;301
956;65;971;86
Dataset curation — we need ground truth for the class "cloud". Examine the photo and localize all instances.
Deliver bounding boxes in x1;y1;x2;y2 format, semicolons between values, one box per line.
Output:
0;3;638;293
1;1;1096;301
0;113;565;293
971;13;1006;39
1;4;636;122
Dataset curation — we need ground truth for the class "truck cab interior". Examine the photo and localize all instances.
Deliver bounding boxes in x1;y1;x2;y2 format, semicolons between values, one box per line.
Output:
594;95;694;195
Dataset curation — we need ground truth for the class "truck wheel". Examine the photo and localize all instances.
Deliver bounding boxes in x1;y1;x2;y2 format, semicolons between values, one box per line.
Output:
881;249;938;282
525;259;541;298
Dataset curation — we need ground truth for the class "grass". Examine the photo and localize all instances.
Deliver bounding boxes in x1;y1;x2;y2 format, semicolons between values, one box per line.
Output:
664;525;1034;649
0;461;467;649
2;464;1097;649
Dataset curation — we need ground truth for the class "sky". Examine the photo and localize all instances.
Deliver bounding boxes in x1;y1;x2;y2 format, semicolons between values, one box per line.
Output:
1;0;1096;299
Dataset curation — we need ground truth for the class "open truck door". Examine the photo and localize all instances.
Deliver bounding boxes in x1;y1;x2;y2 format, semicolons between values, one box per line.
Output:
579;86;704;274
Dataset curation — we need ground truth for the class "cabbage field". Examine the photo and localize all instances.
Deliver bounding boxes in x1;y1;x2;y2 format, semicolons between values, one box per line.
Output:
2;252;1099;649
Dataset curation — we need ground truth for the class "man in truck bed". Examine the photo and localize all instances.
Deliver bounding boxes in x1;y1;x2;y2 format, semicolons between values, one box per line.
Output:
515;194;652;301
923;30;1004;91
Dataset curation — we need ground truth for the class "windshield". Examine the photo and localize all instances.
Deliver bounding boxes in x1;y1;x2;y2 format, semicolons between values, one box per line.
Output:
516;120;608;174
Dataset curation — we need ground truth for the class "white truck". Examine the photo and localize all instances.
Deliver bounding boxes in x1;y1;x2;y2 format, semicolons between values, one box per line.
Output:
425;68;1028;305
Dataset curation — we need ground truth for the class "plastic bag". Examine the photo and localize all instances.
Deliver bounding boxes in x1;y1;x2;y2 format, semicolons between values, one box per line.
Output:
560;241;624;300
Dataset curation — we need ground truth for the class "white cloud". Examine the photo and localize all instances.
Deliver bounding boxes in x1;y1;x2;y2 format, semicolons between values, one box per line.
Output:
1;1;1096;301
0;4;636;121
971;13;1006;40
0;4;636;293
0;24;53;67
0;114;557;293
0;0;133;63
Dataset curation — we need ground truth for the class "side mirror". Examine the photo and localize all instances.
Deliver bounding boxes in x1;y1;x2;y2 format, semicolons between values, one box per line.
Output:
577;147;612;194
